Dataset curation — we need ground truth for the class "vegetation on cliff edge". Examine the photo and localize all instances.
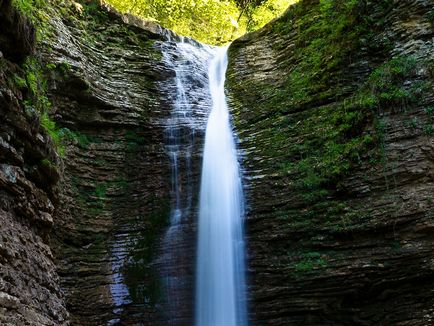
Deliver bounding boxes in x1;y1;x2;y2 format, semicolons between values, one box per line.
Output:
105;0;298;44
228;0;433;234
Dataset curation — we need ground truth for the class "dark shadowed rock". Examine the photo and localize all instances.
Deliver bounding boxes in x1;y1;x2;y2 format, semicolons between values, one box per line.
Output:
0;0;36;63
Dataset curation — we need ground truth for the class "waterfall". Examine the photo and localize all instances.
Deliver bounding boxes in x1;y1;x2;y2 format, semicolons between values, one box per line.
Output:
196;47;248;326
157;39;213;324
157;38;247;324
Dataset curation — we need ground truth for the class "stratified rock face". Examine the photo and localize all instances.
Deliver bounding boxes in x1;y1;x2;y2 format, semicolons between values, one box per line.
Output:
227;0;434;325
0;1;68;324
1;0;206;323
43;4;208;324
1;0;433;325
44;8;177;326
0;0;35;63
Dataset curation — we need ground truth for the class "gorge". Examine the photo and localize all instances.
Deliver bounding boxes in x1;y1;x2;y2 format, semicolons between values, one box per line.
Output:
1;0;434;325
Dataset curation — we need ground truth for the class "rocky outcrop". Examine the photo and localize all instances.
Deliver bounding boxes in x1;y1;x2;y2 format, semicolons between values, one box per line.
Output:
44;6;175;325
1;0;207;323
227;0;434;324
43;3;209;324
0;1;68;324
0;0;193;324
0;0;36;63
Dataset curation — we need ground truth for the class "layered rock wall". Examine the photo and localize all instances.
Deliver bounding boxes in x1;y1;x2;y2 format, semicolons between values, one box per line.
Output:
2;0;434;325
44;4;207;324
0;0;68;324
227;0;434;324
45;7;174;325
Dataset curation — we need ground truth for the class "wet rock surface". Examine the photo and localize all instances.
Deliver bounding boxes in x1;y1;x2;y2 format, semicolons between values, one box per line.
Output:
44;5;208;325
45;9;174;326
1;1;203;324
0;4;68;323
227;0;434;325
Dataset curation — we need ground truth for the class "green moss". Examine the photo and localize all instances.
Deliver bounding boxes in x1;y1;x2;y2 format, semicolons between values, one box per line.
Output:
40;112;65;156
57;61;71;74
228;1;398;205
228;2;432;235
257;55;422;205
12;0;55;41
11;55;66;156
45;63;56;70
268;0;374;110
12;74;28;88
40;158;53;167
291;251;327;271
60;128;103;149
124;129;146;152
82;0;109;23
424;124;433;135
366;56;418;108
94;183;107;199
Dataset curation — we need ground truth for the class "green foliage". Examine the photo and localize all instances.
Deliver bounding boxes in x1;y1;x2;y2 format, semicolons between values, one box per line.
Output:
424;124;433;135
60;128;105;151
14;0;295;44
20;57;66;156
293;252;327;271
229;1;424;208
106;0;240;44
105;0;296;44
45;63;57;70
23;57;41;96
244;0;298;32
82;0;109;23
40;158;53;167
9;0;66;156
94;183;107;199
40;112;65;156
12;74;27;88
61;128;91;148
57;61;72;74
367;56;418;108
12;0;54;41
425;106;434;116
283;54;422;203
273;0;368;107
125;129;145;151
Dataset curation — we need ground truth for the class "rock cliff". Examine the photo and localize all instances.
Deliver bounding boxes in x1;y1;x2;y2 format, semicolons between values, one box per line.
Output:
0;0;68;324
44;3;205;325
227;0;434;324
1;0;433;325
1;0;198;324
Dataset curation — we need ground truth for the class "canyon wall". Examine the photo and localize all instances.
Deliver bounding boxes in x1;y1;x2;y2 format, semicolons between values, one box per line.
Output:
1;1;203;324
1;0;434;325
44;4;206;325
227;0;434;324
0;0;68;323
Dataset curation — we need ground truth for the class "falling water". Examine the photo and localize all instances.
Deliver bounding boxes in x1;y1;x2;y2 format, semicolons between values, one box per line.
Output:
156;38;247;324
196;47;248;326
157;38;213;324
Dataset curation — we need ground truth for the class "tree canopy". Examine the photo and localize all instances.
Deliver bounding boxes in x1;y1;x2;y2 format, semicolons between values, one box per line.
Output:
105;0;298;44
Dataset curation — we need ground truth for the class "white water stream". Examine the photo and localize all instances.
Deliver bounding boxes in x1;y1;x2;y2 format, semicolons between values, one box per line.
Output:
158;38;247;325
196;46;248;326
